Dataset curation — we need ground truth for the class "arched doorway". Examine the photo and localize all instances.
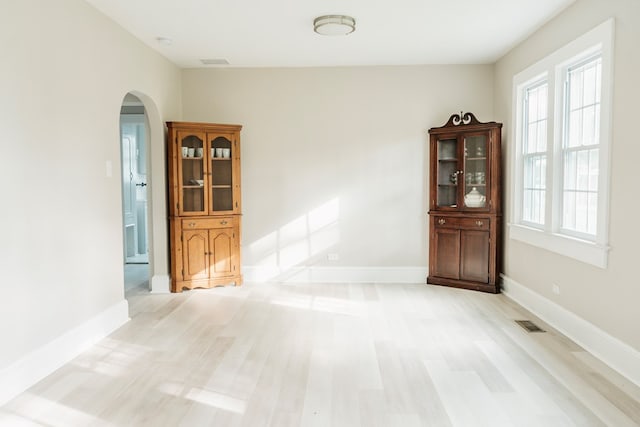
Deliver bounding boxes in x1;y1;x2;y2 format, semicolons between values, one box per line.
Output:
119;91;171;294
120;94;149;291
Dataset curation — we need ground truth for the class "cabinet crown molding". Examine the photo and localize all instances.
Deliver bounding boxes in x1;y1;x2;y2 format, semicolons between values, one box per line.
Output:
430;112;502;132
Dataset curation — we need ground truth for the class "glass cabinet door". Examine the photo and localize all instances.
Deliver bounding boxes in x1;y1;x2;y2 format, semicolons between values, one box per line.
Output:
208;134;234;213
178;131;206;214
436;138;460;207
463;134;488;209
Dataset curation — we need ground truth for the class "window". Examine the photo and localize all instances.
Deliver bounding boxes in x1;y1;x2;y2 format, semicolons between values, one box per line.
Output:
511;19;614;268
522;81;548;226
562;56;601;237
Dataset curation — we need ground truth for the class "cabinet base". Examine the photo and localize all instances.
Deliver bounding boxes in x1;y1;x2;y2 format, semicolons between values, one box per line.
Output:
173;275;243;293
426;276;499;294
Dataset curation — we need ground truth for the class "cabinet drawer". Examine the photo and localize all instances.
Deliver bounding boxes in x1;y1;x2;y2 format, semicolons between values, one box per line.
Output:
182;217;234;230
433;216;489;230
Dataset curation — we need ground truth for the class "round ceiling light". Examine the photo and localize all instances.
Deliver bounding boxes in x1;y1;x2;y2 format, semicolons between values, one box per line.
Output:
313;15;356;36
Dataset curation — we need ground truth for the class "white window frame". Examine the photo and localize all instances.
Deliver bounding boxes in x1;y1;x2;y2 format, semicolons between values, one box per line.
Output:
510;19;614;268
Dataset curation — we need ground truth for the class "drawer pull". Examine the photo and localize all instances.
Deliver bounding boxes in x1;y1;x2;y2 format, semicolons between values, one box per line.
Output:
220;220;228;225
476;220;484;227
438;218;446;225
188;222;196;227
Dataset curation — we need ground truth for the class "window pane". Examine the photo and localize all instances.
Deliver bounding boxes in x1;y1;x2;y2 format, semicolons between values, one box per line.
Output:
527;124;537;153
529;89;539;121
564;151;577;190
566;56;602;149
562;147;599;236
524;82;548;155
538;86;548;119
583;63;597;106
568;110;582;148
577;150;589;190
569;70;583;110
563;191;576;230
523;154;546;225
582;105;597;146
536;120;547;152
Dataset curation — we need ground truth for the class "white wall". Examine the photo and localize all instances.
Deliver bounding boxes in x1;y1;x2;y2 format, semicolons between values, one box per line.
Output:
494;0;640;352
182;66;494;282
0;0;181;397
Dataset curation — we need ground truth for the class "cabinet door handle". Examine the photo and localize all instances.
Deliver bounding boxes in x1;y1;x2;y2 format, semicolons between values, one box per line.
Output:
188;222;196;227
220;220;228;225
476;220;484;227
438;218;446;225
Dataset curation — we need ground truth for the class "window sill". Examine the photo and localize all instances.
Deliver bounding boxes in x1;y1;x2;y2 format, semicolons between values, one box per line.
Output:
508;223;609;268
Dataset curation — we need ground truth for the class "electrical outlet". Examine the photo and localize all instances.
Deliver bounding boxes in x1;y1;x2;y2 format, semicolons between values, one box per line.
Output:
327;253;339;261
552;283;560;295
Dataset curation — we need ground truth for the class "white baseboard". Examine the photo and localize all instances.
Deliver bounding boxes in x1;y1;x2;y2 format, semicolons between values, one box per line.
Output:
501;274;640;388
151;274;171;293
0;300;130;406
243;265;428;284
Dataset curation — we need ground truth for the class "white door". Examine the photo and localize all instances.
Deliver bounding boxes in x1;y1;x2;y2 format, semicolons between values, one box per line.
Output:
120;115;148;263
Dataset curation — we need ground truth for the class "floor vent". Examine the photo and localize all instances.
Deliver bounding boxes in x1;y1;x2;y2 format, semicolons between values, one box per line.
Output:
515;320;546;333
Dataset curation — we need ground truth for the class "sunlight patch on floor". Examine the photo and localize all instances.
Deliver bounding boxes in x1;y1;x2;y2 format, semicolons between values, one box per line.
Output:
5;393;115;427
159;382;246;414
270;293;363;317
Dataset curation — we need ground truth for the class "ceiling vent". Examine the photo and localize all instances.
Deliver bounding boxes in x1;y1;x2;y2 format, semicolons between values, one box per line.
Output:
200;58;230;65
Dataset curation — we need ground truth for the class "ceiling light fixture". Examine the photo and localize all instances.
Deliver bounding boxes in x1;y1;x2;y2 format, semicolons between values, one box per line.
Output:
313;15;356;36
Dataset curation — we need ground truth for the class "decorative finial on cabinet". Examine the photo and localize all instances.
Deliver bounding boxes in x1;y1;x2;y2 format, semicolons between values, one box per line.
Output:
452;112;474;126
439;112;483;128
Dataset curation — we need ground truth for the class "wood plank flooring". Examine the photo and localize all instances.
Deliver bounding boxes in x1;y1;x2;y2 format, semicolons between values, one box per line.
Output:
1;275;639;426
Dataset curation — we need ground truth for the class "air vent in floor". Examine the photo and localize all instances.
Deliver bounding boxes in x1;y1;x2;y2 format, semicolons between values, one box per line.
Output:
515;320;546;333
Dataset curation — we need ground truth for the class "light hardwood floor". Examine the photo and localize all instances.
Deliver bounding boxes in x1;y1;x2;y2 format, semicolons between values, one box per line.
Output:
2;272;639;426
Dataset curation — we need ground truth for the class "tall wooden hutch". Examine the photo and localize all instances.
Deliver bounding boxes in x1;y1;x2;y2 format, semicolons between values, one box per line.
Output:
427;112;502;293
167;121;242;292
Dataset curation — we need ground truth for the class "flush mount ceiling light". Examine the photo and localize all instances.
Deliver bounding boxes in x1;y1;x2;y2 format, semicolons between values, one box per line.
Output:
313;15;356;36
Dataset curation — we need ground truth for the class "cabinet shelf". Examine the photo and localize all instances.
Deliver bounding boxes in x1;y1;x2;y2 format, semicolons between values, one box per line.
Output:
211;185;232;189
465;157;487;161
438;158;458;162
182;156;203;160
212;158;231;161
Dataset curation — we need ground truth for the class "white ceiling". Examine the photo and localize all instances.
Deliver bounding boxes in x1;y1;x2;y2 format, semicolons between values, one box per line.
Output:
84;0;575;68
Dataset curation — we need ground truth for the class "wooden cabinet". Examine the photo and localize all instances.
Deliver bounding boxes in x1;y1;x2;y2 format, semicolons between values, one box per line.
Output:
427;113;502;293
167;122;242;292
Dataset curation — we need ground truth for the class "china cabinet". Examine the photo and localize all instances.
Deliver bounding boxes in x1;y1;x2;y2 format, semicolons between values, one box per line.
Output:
167;121;242;292
427;112;502;293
